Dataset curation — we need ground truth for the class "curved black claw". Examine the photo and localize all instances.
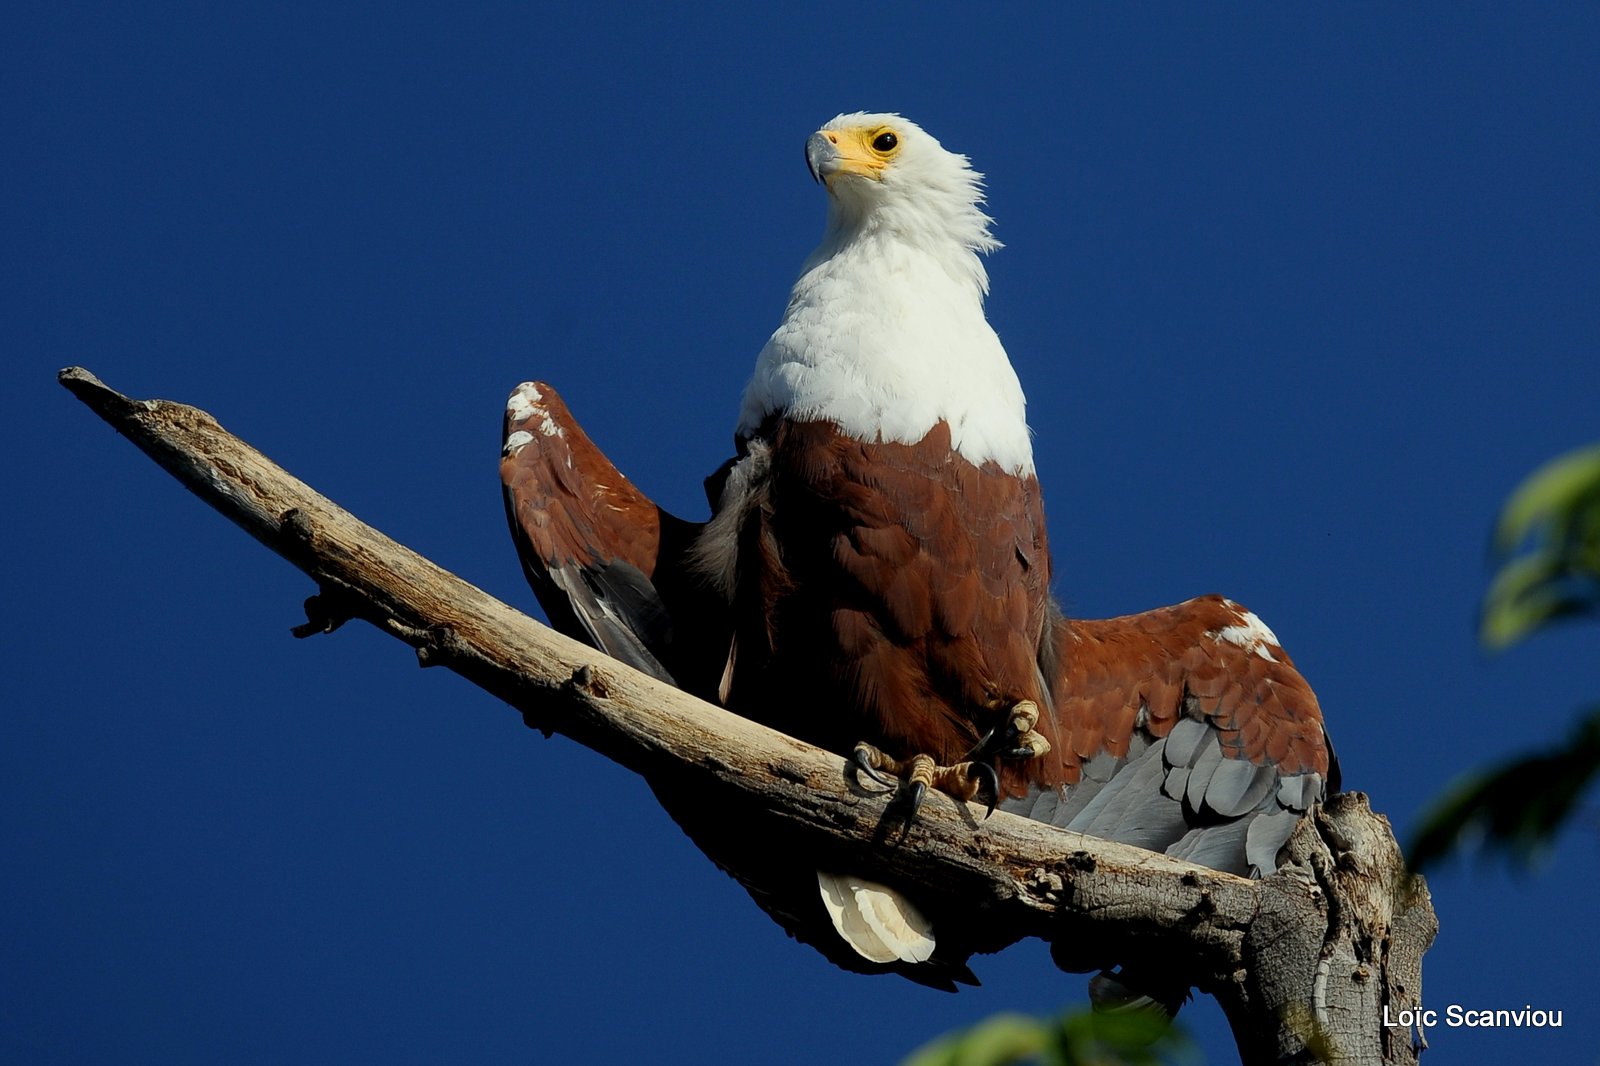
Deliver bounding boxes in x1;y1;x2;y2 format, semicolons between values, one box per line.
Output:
971;762;1001;819
962;724;999;762
902;779;927;820
852;745;897;789
879;778;929;845
965;720;1033;762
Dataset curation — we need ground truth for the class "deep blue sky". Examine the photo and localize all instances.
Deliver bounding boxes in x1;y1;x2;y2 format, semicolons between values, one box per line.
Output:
7;5;1598;1063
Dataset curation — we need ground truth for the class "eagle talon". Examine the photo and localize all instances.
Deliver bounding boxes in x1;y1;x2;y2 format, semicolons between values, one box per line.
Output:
852;743;898;789
1008;699;1040;734
853;743;1000;818
902;779;928;819
971;761;1000;818
965;699;1051;763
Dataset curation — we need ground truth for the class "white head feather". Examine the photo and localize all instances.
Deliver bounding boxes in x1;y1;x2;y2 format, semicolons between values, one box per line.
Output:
737;112;1034;475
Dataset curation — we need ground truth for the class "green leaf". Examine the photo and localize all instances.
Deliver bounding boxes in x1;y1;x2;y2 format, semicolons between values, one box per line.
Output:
1481;442;1600;648
1492;443;1600;556
1054;1009;1193;1065
903;1006;1194;1066
1480;554;1591;648
902;1013;1049;1066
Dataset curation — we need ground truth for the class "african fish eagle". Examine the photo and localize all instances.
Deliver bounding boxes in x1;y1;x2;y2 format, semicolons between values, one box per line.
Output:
500;113;1338;1000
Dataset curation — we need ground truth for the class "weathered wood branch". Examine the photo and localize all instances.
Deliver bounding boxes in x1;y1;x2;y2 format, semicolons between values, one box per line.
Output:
59;366;1435;1066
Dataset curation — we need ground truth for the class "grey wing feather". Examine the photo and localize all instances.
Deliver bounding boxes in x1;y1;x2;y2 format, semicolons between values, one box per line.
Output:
1162;717;1210;767
1246;808;1306;873
547;562;677;684
1200;756;1281;818
1167;819;1253;874
1008;726;1327;877
1069;747;1191;851
1183;735;1226;812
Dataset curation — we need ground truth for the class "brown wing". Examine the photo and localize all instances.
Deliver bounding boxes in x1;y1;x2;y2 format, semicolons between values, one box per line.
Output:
712;417;1065;797
500;381;726;693
501;387;987;987
1010;594;1338;875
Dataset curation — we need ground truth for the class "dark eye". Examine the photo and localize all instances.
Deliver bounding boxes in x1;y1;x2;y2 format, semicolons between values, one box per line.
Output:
872;131;898;152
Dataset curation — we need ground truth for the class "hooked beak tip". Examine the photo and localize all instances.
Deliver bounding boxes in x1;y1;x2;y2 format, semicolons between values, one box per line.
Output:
804;130;839;187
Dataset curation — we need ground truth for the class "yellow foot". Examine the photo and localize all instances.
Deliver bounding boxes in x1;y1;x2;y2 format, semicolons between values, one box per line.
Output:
852;743;1001;818
969;698;1052;761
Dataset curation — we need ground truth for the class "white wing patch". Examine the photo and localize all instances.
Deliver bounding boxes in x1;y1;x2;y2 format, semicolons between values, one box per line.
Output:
816;871;936;964
506;382;565;443
503;429;534;457
1214;601;1281;662
506;383;540;421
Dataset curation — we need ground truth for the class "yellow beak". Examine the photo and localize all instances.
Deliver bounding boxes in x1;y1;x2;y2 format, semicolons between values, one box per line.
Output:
806;127;888;185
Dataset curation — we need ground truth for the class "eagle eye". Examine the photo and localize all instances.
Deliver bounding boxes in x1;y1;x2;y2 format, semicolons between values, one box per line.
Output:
871;130;898;153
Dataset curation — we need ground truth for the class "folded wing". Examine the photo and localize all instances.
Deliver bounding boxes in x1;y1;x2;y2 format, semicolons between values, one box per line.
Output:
500;381;725;693
1009;595;1339;876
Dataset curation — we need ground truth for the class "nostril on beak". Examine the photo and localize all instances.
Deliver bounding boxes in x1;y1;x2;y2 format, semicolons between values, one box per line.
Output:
826;133;838;144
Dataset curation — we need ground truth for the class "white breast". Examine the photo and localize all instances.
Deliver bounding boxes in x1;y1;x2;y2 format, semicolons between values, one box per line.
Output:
737;233;1034;475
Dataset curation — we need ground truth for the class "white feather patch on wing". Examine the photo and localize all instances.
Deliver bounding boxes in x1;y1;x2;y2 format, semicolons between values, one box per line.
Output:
816;871;936;964
503;429;534;456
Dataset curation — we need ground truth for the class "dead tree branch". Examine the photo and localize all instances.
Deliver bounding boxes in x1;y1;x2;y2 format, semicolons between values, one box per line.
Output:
59;366;1435;1066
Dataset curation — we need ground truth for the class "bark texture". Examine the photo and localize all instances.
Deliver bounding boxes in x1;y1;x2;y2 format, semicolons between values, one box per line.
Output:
59;366;1436;1065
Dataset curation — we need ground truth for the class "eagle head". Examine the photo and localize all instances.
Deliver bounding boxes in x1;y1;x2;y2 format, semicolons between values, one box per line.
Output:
804;112;1001;268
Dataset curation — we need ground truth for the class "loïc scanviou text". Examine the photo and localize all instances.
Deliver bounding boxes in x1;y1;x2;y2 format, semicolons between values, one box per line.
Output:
1384;1005;1563;1029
